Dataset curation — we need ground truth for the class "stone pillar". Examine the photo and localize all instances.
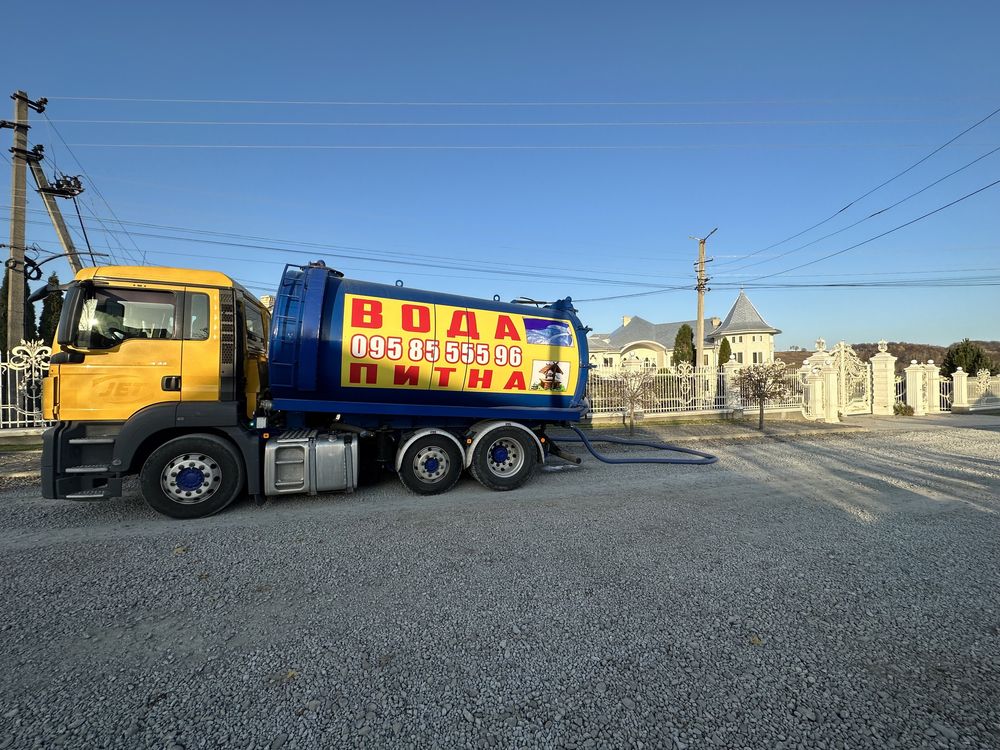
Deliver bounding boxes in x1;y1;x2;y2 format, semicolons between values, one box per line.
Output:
904;360;926;416
952;367;969;409
870;340;897;416
924;360;941;414
723;356;742;414
803;366;824;421
821;358;840;423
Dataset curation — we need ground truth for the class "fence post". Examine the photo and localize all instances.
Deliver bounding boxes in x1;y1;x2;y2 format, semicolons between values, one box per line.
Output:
870;340;897;415
820;357;840;423
904;360;926;415
952;367;969;409
924;360;941;414
802;365;824;421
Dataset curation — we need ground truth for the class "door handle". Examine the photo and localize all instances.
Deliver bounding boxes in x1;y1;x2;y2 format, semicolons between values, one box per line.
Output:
161;375;182;392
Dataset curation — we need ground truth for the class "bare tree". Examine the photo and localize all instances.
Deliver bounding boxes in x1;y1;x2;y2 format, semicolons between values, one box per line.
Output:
612;364;659;434
733;362;791;430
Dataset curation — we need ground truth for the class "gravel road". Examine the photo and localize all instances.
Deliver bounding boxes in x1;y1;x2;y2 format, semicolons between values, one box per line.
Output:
1;426;999;749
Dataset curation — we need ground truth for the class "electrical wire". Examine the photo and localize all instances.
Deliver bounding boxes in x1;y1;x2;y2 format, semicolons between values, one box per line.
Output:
41;112;147;264
61;142;987;151
40;117;966;127
6;202;697;284
573;177;1000;302
45;95;998;106
741;177;1000;283
717;143;1000;273
720;103;1000;266
70;196;98;265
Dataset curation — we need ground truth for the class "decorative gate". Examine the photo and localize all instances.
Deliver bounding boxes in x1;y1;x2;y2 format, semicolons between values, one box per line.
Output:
0;340;52;430
831;341;872;415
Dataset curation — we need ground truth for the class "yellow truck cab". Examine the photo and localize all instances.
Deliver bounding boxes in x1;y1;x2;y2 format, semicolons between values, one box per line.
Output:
42;266;269;517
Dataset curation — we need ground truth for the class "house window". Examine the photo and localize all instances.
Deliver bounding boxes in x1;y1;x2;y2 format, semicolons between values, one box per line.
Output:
603;357;613;367
753;351;763;364
703;353;709;366
736;352;744;364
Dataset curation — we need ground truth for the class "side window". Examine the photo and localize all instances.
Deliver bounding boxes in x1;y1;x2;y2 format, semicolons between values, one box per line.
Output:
244;304;267;354
184;293;210;340
75;288;177;349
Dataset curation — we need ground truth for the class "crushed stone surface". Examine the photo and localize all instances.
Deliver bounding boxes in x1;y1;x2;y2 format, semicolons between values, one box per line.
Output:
0;426;998;748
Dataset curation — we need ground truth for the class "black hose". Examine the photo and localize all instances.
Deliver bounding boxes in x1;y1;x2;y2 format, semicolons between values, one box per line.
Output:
554;425;718;466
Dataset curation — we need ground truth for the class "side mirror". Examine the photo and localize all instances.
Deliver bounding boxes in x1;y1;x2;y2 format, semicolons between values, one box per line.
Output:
55;281;89;348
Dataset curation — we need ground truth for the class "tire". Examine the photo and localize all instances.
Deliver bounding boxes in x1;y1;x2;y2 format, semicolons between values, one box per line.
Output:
397;434;464;495
468;426;538;491
139;434;245;519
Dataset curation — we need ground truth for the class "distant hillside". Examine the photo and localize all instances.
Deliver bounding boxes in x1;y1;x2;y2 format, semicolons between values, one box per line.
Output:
777;341;1000;374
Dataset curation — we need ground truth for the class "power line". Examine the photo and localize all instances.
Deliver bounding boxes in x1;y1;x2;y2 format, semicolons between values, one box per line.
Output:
61;142;991;151
721;103;1000;266
6;202;714;282
575;178;1000;302
40;117;967;127
45;95;998;106
718;143;1000;273
11;212;688;289
40;112;147;264
742;177;1000;283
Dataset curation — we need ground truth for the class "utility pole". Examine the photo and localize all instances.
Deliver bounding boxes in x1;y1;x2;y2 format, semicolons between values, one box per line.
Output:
690;227;717;369
3;91;47;349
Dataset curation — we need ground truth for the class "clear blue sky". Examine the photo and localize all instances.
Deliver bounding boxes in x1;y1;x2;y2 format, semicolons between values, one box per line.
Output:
6;0;999;348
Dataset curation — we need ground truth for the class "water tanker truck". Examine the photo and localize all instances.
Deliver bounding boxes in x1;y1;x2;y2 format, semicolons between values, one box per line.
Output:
41;261;591;518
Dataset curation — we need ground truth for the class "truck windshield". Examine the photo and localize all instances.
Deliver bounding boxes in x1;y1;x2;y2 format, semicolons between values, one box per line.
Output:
73;288;177;349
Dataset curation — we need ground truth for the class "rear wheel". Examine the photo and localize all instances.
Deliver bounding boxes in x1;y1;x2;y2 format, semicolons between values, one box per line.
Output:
140;434;245;519
469;426;538;491
398;434;463;495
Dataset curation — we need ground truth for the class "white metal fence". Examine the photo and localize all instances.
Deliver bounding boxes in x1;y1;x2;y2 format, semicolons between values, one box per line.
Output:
0;341;52;431
967;369;1000;409
939;377;953;412
586;364;804;418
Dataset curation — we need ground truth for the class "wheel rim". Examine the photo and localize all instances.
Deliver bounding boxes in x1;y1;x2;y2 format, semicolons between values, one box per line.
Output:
412;446;451;484
486;437;524;478
161;453;222;505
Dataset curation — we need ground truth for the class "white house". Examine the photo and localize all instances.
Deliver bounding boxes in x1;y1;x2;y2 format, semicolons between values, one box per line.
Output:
588;290;780;369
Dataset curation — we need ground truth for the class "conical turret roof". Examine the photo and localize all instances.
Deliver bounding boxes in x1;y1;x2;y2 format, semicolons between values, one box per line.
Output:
709;291;780;337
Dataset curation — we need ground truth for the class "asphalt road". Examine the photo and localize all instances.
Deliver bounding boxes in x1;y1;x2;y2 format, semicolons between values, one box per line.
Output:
1;425;999;749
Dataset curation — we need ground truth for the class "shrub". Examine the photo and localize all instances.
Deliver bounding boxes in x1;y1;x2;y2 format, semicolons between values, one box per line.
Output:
893;402;915;416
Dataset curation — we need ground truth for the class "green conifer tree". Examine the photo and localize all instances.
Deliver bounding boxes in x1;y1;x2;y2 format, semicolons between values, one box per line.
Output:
718;337;732;366
39;273;63;347
671;324;695;368
940;339;997;376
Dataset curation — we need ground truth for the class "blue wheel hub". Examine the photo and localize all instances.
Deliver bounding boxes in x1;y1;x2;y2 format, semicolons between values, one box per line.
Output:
176;467;205;491
424;457;440;473
491;446;509;463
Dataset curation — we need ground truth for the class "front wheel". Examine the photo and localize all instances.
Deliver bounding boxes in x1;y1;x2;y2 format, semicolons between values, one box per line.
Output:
469;426;538;491
140;434;245;519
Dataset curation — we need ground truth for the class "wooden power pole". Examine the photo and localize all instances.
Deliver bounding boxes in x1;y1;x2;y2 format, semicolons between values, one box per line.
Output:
5;92;31;351
3;91;47;349
691;227;717;369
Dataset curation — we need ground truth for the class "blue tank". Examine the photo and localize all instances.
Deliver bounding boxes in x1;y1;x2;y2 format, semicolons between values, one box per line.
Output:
268;263;590;424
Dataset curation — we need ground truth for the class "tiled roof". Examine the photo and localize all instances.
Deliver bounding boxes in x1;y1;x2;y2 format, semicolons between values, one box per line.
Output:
709;291;780;337
589;316;715;350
